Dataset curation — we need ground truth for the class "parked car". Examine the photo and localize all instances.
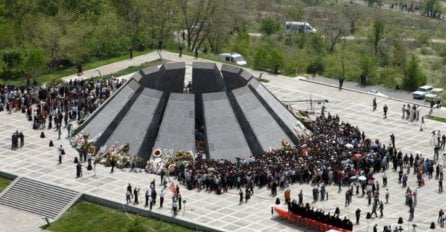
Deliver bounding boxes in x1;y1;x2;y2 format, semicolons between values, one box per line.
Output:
218;53;247;66
412;85;433;99
425;88;444;102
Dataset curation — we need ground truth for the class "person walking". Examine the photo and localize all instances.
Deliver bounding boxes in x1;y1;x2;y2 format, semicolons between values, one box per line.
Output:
298;190;303;205
172;195;178;216
179;45;183;57
76;162;82;178
239;189;243;204
383;104;388;119
133;188;140;204
355;208;361;224
402;104;406;119
373;97;377;111
110;157;116;174
58;145;64;164
150;188;156;210
126;189;132;204
18;131;24;147
371;201;378;218
145;189;150;207
390;133;395;149
338;78;344;90
160;187;165;208
409;205;415;221
379;200;384;217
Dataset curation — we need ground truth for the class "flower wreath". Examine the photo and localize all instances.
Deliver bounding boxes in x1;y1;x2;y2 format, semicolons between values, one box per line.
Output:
282;140;290;146
152;148;162;158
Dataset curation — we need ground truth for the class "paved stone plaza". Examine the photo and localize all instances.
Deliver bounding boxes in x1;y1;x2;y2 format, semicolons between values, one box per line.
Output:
0;52;445;231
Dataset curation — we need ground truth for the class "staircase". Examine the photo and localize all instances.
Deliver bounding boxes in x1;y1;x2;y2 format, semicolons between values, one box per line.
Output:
0;177;81;220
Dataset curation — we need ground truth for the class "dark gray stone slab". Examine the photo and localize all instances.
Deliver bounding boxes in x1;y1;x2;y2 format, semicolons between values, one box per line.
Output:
192;62;224;93
104;88;163;155
232;86;290;151
153;93;195;152
82;80;139;138
221;64;245;91
203;92;251;161
155;62;185;93
139;66;160;88
131;72;143;82
249;79;305;143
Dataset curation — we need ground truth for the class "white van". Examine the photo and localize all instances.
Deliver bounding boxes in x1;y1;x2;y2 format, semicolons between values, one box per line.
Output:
285;21;317;35
218;53;247;66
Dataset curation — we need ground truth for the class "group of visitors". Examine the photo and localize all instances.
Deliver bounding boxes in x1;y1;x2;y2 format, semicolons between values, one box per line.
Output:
289;201;353;230
125;181;182;216
11;130;24;149
0;78;126;135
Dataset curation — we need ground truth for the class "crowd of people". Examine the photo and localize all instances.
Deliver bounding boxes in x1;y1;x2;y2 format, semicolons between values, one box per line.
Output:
289;201;353;230
0;78;126;135
3;74;445;231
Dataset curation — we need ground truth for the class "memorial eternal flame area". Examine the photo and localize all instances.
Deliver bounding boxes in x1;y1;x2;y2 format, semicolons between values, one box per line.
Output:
0;51;446;232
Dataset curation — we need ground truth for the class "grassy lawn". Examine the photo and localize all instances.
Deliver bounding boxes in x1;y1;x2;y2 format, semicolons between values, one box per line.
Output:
426;115;446;123
88;59;168;82
0;177;11;192
45;201;195;232
0;50;154;86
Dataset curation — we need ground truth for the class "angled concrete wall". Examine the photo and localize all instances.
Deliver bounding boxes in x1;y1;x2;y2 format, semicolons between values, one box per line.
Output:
104;88;163;156
155;62;185;93
153;93;195;152
82;79;140;140
232;86;291;151
203;92;251;161
78;62;306;163
192;62;224;94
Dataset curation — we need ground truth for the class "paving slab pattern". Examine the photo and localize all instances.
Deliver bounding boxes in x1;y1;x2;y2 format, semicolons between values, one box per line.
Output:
1;51;446;231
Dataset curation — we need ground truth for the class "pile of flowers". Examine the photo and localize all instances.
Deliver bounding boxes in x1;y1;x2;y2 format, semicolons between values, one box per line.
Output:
167;150;194;166
98;142;135;168
71;131;101;150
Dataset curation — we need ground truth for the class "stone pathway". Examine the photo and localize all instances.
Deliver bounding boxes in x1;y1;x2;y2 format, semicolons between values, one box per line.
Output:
1;51;446;231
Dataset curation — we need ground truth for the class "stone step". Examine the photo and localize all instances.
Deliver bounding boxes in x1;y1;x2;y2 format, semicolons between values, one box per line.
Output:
0;177;80;219
7;182;77;202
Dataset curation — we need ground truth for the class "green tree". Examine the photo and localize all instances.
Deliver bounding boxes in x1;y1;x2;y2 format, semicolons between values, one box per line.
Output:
270;48;284;73
253;45;270;70
403;54;427;91
371;19;384;55
391;37;407;70
24;48;48;79
359;53;378;84
0;48;24;79
260;18;280;35
423;0;442;18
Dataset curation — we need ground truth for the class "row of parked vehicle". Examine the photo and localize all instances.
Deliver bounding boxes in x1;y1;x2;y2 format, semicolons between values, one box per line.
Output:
412;85;444;102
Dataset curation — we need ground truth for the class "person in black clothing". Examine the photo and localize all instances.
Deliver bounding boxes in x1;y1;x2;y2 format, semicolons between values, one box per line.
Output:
76;162;82;178
334;207;340;217
145;189;150;207
133;188;140;204
18;131;24;147
288;200;352;230
239;189;243;204
355;208;361;224
179;45;183;57
110;157;116;173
